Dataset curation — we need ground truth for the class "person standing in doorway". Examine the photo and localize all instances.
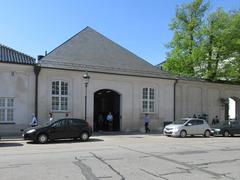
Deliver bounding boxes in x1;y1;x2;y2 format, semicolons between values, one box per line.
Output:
144;113;150;133
106;112;113;131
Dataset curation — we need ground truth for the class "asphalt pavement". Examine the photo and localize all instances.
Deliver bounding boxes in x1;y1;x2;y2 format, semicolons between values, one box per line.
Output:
0;133;240;180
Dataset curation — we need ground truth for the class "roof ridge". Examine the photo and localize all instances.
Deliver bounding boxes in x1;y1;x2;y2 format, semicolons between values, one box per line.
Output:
0;43;35;60
41;27;91;60
84;27;158;69
41;27;157;69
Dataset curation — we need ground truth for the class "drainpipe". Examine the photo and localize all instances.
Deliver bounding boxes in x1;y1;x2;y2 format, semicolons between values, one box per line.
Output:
173;79;178;122
34;60;41;118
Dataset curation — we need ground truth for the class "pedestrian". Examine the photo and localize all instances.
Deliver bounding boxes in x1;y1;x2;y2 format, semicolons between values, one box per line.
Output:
215;115;219;124
49;112;54;123
144;113;150;133
212;117;216;126
193;114;197;118
106;112;113;131
65;113;69;118
30;113;38;127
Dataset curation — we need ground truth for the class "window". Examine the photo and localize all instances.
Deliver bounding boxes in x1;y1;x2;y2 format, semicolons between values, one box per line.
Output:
69;119;85;126
51;81;68;111
0;98;14;122
142;88;155;113
52;119;68;128
196;120;203;125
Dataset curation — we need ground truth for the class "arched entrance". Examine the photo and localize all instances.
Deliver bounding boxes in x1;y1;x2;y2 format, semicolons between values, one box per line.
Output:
226;97;240;120
94;89;120;131
222;97;240;120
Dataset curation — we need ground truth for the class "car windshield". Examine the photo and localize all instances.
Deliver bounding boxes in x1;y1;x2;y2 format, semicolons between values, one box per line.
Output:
174;118;189;124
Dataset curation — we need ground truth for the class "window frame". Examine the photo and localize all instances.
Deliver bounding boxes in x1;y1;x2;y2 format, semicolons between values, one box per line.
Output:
0;97;14;123
51;80;69;112
142;87;155;113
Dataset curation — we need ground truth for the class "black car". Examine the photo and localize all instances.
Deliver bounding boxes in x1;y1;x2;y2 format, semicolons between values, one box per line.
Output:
220;120;240;136
212;120;240;137
23;118;92;143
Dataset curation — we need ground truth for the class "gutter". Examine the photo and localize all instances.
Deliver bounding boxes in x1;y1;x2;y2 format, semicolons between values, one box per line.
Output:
34;64;41;118
173;79;178;122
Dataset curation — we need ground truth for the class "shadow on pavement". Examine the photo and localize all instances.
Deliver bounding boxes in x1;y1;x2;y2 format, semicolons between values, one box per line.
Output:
0;142;23;147
212;135;240;138
26;138;104;145
93;131;162;136
0;138;23;142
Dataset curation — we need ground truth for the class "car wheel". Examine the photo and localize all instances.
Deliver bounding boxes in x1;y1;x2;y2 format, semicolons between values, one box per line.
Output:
180;130;187;138
204;130;210;137
223;131;230;137
38;134;48;144
80;132;89;141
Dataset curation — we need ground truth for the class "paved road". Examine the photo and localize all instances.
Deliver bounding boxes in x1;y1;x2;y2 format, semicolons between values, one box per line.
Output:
0;134;240;180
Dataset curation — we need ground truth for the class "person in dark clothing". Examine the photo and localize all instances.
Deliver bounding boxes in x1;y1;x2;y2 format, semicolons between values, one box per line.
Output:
144;113;150;133
212;117;216;126
215;116;219;124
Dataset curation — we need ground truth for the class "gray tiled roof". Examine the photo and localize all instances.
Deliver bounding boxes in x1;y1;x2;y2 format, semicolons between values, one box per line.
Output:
40;27;176;79
0;44;35;65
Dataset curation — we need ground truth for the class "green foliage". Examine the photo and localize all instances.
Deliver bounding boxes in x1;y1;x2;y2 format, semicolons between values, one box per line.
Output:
164;0;209;77
163;0;240;82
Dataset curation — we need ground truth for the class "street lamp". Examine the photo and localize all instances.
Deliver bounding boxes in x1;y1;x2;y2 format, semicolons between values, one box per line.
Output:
83;71;90;121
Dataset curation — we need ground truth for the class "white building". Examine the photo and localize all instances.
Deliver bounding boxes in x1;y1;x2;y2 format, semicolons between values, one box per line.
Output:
38;27;176;132
0;44;36;135
0;27;240;135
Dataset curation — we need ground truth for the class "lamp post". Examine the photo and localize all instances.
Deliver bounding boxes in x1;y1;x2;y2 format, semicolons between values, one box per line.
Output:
83;71;90;121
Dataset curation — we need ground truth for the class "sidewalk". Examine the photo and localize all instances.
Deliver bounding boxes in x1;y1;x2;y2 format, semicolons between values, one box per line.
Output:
1;130;163;140
0;131;23;141
93;130;163;136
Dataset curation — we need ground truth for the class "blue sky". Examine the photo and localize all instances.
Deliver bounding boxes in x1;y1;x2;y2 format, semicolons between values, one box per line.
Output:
1;0;239;65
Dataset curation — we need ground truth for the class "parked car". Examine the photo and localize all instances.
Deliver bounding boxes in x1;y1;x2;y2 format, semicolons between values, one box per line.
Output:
163;118;211;137
212;120;240;137
23;118;92;143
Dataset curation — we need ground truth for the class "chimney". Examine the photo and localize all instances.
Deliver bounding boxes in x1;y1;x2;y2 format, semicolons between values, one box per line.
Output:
37;55;44;61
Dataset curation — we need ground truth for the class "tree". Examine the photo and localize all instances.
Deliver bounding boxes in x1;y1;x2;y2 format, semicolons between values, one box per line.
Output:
163;0;209;77
197;9;240;81
219;11;240;81
163;0;240;82
196;8;230;80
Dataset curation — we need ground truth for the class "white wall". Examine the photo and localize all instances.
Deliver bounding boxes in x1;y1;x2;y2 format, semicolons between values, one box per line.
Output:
38;68;175;131
176;80;240;123
0;64;35;135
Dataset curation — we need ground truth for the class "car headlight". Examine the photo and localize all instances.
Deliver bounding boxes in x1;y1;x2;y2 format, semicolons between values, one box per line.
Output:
26;129;36;134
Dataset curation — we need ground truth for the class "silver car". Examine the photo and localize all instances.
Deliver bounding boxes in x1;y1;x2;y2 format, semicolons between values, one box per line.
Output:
163;118;211;137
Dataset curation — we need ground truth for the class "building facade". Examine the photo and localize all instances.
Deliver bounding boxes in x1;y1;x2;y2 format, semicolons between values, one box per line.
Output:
0;27;240;135
0;44;35;135
37;27;176;132
176;79;240;124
